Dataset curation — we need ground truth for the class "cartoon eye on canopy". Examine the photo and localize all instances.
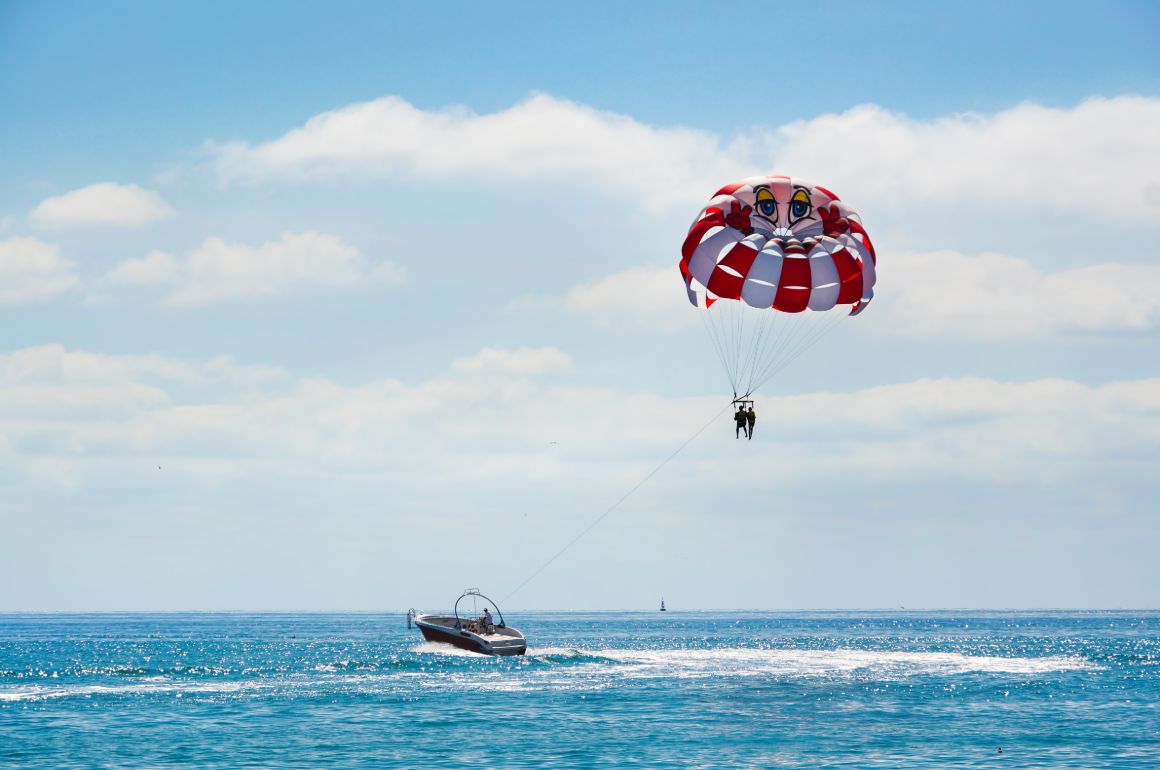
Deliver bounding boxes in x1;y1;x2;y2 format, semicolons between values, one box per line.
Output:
679;174;877;400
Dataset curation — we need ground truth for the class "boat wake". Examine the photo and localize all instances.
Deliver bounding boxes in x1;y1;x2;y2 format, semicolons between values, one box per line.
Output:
534;647;1101;677
403;645;1102;694
411;641;494;657
0;679;266;703
1;646;1101;702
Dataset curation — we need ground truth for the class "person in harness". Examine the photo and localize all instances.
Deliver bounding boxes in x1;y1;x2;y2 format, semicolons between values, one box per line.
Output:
735;404;748;439
746;405;756;440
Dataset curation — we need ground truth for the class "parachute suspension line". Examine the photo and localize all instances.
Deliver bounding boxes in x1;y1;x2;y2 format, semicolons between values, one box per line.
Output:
755;310;790;392
733;301;746;391
726;302;744;392
734;306;763;397
501;402;733;604
707;301;746;395
749;312;846;396
750;314;810;393
749;321;835;396
704;302;739;394
741;309;782;398
773;312;814;377
780;313;845;379
733;301;770;396
715;301;736;392
705;303;727;388
748;309;803;393
702;300;849;403
699;310;734;395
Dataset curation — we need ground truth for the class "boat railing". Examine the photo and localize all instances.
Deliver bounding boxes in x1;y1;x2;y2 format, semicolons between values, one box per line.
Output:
453;589;506;629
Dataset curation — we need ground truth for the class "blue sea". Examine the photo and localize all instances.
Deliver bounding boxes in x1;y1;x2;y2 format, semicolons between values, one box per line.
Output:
2;611;1158;768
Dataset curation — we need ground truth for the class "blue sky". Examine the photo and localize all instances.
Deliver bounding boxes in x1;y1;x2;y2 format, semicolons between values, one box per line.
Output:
1;1;1158;611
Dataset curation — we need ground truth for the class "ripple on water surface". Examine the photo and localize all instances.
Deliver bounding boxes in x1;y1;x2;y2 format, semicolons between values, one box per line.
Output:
1;611;1157;769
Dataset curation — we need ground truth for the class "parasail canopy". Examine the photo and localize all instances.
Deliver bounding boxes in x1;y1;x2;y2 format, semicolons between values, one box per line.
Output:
679;175;877;399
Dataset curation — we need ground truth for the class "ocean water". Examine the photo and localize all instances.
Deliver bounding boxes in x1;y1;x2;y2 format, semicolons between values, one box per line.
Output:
2;611;1158;768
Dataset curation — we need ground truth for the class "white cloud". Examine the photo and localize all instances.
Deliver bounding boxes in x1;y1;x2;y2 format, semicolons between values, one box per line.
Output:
104;230;406;305
0;237;80;304
772;97;1160;224
29;183;174;228
369;259;406;286
881;250;1160;338
0;346;288;486
508;264;694;332
450;346;574;377
211;93;753;212
0;344;287;390
1;344;1156;494
212;94;1160;223
105;249;180;286
764;376;1160;486
521;249;1160;341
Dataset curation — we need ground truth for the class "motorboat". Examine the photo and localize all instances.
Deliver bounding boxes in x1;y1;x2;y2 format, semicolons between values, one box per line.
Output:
409;589;527;656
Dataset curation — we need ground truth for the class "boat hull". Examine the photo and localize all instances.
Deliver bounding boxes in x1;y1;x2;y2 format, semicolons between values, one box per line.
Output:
414;618;527;656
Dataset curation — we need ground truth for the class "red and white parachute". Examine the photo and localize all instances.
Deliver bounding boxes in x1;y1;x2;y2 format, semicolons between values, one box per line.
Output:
679;175;877;399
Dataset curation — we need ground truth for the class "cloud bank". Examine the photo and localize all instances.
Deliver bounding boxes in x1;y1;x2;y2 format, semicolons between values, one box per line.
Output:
773;97;1160;224
30;183;174;228
880;250;1160;338
2;344;1155;492
507;265;693;332
212;93;747;213
213;94;1160;223
0;237;79;304
104;230;405;305
509;249;1160;340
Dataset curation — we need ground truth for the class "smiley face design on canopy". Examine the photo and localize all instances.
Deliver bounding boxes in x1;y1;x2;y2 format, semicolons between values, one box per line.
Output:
680;175;876;314
753;184;814;237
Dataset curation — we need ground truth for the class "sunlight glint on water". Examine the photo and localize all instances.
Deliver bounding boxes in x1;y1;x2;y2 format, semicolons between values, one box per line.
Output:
2;611;1157;768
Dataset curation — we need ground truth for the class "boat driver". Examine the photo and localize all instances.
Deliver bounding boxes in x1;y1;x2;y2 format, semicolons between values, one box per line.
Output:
482;608;494;629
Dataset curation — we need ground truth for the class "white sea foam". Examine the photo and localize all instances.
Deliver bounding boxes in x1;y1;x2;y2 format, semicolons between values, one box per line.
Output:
418;643;1100;680
0;647;1100;701
403;646;1103;695
526;646;587;658
0;679;265;703
412;641;490;657
576;647;1101;678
